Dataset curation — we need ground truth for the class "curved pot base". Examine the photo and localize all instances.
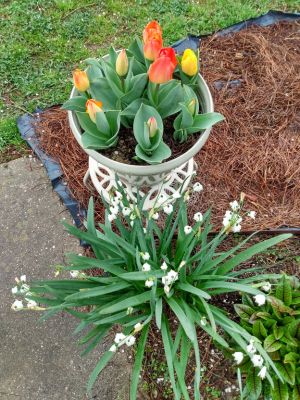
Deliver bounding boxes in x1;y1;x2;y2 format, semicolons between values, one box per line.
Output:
86;157;197;210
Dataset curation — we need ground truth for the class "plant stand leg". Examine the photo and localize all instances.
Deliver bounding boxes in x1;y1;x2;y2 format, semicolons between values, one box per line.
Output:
87;156;196;210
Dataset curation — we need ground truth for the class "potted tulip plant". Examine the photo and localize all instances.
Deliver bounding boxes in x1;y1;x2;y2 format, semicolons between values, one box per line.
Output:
63;21;223;198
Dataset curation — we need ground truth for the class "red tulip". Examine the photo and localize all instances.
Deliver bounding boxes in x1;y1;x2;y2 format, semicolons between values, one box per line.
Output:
143;20;162;43
148;56;175;84
158;47;177;68
144;35;163;61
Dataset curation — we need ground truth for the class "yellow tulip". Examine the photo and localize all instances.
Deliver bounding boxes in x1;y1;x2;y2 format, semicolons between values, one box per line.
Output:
181;49;198;77
73;69;90;92
116;49;128;77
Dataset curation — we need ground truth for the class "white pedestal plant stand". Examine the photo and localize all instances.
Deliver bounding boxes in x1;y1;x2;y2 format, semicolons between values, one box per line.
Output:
84;156;197;210
69;73;214;210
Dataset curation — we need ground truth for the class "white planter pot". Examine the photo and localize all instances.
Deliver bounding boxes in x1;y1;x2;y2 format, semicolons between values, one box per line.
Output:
68;71;214;208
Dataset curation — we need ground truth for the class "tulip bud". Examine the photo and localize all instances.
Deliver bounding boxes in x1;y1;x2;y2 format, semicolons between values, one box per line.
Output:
181;49;198;77
187;99;196;115
73;69;90;92
116;49;128;77
86;99;103;123
147;117;158;138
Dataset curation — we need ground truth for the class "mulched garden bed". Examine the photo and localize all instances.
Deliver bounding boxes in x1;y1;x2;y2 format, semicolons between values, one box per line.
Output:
35;21;300;233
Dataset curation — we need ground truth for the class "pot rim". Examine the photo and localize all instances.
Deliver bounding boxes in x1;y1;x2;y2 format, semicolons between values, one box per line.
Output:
68;73;214;176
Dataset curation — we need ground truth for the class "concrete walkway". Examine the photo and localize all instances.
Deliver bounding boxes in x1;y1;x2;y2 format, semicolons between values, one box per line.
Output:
0;158;131;400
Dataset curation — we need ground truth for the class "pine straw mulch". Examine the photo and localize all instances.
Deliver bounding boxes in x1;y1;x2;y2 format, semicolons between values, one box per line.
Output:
35;21;300;232
193;21;300;231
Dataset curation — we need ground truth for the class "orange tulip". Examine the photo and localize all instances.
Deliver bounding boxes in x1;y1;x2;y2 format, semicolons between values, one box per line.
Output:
143;20;162;43
86;99;103;123
148;56;175;84
144;36;163;61
158;47;177;68
116;49;128;77
73;69;90;92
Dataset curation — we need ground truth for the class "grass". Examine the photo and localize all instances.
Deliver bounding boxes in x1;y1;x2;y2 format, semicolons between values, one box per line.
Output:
0;0;299;155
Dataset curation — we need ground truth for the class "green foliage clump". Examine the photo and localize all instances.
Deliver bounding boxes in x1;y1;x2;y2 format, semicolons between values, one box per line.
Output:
234;276;300;400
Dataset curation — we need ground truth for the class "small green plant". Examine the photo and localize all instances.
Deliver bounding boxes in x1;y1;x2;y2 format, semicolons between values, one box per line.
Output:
232;276;300;400
11;182;292;399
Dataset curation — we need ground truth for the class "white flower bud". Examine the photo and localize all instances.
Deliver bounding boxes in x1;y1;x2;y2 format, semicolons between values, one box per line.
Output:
142;263;151;272
125;335;136;346
134;323;143;333
141;252;150;261
114;333;126;344
27;300;38;309
163;204;173;215
184;225;192;235
193;212;203;222
11;300;24;311
161;261;168;271
254;294;266;306
258;366;267;379
145;279;154;288
193;182;203;192
233;352;244;365
251;354;264;368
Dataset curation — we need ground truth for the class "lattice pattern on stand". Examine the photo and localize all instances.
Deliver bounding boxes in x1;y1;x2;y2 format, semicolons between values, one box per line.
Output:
87;157;197;210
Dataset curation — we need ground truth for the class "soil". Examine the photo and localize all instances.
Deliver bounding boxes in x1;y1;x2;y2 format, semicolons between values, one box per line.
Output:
102;116;199;165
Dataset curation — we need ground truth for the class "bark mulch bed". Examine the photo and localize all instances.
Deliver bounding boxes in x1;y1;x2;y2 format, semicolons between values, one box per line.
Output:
35;21;300;233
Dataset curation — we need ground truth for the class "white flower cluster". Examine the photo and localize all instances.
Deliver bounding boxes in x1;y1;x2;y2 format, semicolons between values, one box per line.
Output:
161;261;179;294
233;339;267;379
222;198;256;233
109;322;143;352
11;275;42;311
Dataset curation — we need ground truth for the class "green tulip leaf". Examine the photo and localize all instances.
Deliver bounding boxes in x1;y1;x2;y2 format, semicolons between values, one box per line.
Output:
95;111;110;137
89;77;119;110
62;96;87;112
128;36;145;64
135;142;171;165
76;111;99;136
121;73;148;105
186;112;224;134
81;131;118;150
133;103;163;152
